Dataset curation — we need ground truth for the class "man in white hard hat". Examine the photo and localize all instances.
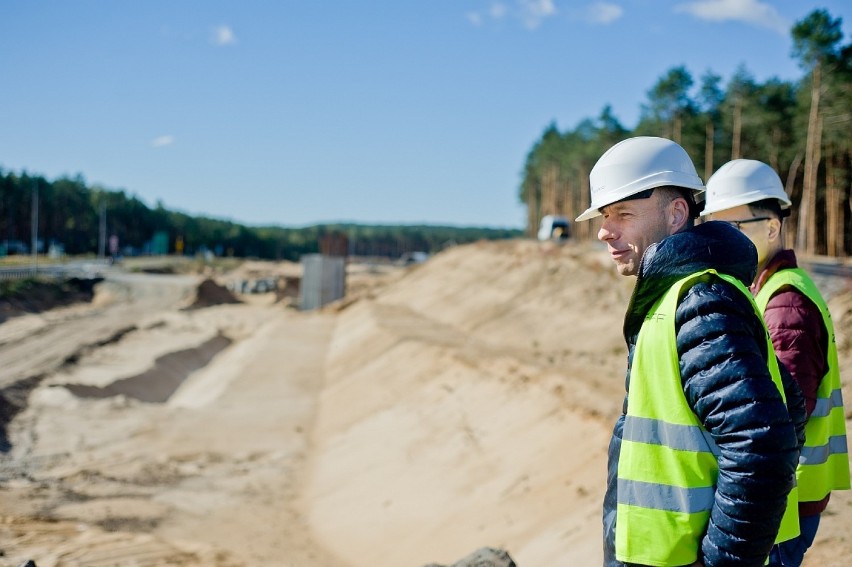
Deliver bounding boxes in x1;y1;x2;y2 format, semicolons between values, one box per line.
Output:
577;137;803;567
703;159;850;567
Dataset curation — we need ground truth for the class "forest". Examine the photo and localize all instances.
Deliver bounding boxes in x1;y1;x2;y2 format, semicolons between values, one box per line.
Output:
520;9;851;257
0;170;520;261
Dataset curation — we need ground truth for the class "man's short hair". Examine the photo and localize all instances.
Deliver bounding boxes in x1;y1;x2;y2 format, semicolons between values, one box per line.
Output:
609;186;699;224
748;198;790;220
655;186;700;219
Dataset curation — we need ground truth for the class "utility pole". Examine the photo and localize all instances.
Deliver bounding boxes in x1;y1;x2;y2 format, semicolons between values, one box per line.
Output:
31;180;39;275
98;202;106;260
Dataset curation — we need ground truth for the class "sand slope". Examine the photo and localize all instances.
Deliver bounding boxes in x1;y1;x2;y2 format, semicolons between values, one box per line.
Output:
304;240;635;566
1;239;850;567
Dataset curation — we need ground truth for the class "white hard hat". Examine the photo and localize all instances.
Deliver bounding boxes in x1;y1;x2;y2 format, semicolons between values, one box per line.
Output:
575;137;705;222
701;159;792;216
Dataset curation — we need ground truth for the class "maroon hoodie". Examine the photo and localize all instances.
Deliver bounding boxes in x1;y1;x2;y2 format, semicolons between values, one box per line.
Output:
752;249;830;516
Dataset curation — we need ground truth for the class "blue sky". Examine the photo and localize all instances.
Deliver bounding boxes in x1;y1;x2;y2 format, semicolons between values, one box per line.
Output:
1;1;850;229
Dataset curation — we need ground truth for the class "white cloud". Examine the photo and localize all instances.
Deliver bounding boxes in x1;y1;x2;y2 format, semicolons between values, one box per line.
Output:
211;24;237;46
490;2;508;19
467;3;507;27
466;0;556;30
674;0;788;35
520;0;557;29
151;135;175;148
585;2;623;25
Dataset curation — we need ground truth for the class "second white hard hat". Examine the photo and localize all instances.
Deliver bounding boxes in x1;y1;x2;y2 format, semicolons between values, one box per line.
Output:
575;136;705;222
701;159;792;216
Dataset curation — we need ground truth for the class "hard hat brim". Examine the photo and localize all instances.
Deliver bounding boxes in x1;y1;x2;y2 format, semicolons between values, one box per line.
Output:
575;207;601;222
700;190;792;216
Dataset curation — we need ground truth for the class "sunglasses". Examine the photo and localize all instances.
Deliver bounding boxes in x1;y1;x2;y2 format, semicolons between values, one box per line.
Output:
727;217;771;230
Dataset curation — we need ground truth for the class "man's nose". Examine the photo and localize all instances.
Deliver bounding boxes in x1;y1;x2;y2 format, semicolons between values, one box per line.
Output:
598;220;615;242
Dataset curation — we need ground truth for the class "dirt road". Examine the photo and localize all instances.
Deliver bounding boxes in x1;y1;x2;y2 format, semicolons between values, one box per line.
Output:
1;269;348;566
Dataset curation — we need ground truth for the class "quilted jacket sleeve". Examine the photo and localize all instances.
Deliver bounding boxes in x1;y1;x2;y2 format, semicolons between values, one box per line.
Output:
675;278;799;567
763;288;828;418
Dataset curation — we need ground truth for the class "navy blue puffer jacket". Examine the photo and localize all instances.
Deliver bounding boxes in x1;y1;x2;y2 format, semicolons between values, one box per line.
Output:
603;221;803;567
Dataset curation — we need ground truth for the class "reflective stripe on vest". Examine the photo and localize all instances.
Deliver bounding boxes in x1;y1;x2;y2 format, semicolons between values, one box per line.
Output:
755;268;851;501
616;269;799;566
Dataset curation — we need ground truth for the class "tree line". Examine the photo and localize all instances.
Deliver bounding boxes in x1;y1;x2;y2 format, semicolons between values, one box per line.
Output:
0;171;520;262
520;9;851;257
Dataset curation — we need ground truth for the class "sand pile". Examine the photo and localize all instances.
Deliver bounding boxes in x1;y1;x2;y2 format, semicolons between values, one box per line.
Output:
184;278;241;309
0;277;102;323
303;239;635;566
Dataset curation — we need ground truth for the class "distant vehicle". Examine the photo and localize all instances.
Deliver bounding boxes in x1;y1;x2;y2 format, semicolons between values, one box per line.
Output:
226;277;279;294
537;215;570;241
1;239;29;255
398;251;429;266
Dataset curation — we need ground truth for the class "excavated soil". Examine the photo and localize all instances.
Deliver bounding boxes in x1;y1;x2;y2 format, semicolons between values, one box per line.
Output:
0;240;850;567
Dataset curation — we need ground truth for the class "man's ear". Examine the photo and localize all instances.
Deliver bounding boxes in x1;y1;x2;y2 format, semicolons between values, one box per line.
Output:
767;217;782;243
669;198;690;233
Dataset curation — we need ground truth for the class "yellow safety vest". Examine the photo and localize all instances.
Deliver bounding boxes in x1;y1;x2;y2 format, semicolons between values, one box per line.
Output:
616;269;799;566
755;268;851;502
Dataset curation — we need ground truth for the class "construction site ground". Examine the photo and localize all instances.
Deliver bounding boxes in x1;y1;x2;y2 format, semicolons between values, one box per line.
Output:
1;240;851;567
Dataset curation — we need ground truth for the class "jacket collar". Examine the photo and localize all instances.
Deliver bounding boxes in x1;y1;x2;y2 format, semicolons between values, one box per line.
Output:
752;249;798;295
623;220;758;340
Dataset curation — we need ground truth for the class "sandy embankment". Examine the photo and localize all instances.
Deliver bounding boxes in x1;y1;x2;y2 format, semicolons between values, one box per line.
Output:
304;240;633;566
1;240;851;567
